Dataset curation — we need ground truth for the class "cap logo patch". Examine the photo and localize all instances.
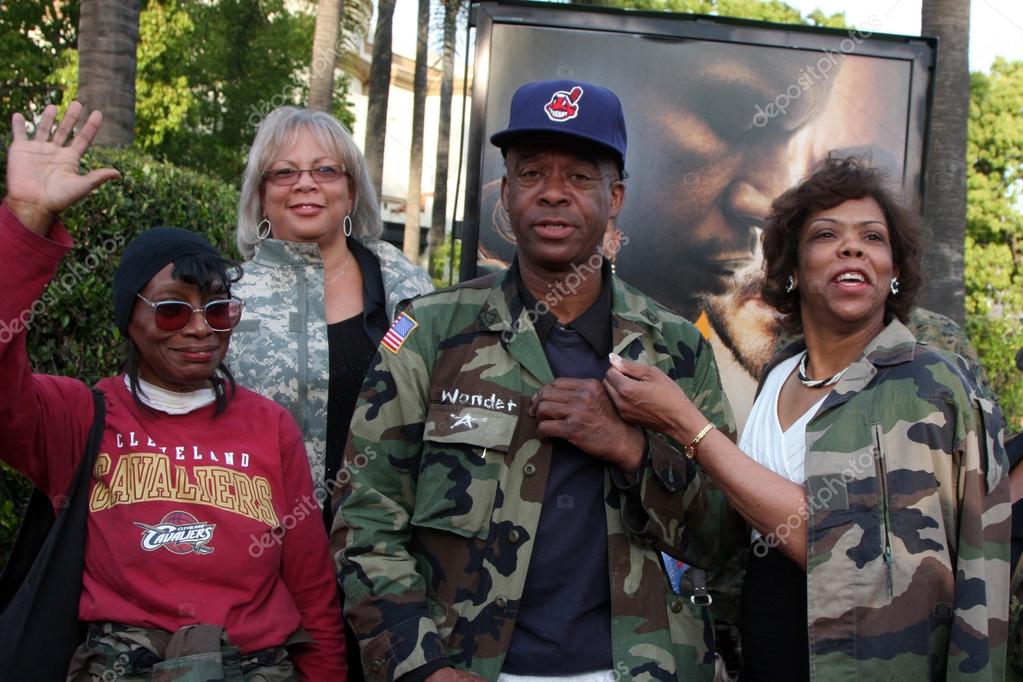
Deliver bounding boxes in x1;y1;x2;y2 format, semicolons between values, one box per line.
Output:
544;86;584;122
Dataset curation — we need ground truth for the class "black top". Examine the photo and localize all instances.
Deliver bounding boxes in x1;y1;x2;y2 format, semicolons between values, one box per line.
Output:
348;236;392;343
740;545;809;682
501;257;615;675
323;238;390;526
325;314;377;507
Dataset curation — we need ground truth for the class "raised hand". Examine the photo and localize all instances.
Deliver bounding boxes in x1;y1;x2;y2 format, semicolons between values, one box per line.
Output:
6;102;121;235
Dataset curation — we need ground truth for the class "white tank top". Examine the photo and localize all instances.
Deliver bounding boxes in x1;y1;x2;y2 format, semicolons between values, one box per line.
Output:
739;352;827;486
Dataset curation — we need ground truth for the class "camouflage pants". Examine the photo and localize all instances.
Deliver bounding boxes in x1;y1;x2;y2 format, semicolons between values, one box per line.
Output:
67;622;300;681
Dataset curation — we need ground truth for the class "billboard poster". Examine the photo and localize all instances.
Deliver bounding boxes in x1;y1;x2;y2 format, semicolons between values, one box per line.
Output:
463;1;935;429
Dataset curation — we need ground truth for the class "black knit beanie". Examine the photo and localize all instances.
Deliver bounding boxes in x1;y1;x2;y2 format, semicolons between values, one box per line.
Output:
113;227;222;333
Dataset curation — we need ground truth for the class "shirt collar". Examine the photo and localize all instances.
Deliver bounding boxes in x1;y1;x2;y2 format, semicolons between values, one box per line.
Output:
509;256;613;356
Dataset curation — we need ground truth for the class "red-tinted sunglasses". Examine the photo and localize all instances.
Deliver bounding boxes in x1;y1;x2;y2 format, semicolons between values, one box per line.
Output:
136;294;244;332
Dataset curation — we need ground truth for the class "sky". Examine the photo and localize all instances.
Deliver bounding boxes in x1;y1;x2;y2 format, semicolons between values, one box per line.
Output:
390;0;1023;74
787;0;1023;73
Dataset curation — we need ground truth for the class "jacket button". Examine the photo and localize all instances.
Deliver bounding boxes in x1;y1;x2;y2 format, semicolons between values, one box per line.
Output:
508;529;520;543
670;598;684;613
523;463;537;476
495;596;508;608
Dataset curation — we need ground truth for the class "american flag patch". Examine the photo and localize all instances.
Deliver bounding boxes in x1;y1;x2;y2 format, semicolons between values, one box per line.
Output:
381;312;418;354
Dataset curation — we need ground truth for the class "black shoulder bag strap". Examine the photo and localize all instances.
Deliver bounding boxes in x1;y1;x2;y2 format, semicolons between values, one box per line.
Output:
0;388;106;681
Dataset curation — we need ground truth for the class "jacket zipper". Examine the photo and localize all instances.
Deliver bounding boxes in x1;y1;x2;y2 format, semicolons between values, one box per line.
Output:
873;425;894;597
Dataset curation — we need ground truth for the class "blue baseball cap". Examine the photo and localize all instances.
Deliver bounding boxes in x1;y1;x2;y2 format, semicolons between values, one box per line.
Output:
490;79;627;167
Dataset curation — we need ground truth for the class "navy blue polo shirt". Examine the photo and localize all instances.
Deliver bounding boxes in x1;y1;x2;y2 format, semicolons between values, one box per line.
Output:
501;257;614;675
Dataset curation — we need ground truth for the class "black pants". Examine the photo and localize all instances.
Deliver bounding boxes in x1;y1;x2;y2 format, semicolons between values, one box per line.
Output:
740;545;809;682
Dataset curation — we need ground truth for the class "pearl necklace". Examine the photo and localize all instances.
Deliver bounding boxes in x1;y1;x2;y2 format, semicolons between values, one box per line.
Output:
797;352;847;388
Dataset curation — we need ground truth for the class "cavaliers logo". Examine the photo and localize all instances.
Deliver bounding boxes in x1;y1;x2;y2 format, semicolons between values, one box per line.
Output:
134;511;216;555
543;86;584;122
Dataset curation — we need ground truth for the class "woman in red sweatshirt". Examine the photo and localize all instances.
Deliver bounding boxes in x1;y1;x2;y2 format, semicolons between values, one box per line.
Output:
1;103;345;680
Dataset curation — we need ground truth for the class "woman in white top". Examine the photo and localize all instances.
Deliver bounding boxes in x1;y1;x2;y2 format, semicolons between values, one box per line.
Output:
604;156;1009;681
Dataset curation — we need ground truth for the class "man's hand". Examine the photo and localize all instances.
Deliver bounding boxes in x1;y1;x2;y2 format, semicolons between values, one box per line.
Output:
424;668;487;682
6;102;120;235
529;377;645;474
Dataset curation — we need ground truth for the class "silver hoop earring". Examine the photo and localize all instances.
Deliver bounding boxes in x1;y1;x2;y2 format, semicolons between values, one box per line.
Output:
890;277;900;295
343;214;353;238
256;217;272;241
785;275;796;294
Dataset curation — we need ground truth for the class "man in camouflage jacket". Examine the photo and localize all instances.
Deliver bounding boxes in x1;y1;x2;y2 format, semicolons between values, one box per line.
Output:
759;318;1010;680
333;80;738;682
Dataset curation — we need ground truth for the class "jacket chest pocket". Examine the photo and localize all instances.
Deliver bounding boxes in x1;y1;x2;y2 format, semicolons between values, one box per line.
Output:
411;402;518;539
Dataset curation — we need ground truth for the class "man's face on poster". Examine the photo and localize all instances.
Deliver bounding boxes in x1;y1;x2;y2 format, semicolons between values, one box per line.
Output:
623;46;907;375
632;47;824;305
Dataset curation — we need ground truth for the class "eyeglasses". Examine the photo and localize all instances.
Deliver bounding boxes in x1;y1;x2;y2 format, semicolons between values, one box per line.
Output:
136;294;244;332
260;165;347;186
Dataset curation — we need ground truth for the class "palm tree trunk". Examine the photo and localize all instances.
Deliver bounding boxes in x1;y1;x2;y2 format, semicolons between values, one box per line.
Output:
429;0;460;257
920;0;970;322
309;0;344;112
403;0;430;261
364;0;397;199
77;0;141;146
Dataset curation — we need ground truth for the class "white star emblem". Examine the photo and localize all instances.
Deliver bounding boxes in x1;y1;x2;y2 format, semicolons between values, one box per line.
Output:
451;413;487;430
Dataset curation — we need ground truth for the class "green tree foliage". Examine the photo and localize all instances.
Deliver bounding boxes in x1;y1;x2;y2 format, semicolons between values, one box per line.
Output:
0;1;78;142
571;0;846;27
49;0;346;184
133;0;316;182
966;58;1023;430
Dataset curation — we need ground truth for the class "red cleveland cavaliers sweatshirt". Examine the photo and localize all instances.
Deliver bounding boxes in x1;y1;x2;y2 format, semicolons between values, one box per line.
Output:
0;203;345;679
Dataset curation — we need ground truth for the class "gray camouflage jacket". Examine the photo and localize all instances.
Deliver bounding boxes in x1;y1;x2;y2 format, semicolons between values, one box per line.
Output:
228;236;433;484
766;319;1011;680
333;269;740;682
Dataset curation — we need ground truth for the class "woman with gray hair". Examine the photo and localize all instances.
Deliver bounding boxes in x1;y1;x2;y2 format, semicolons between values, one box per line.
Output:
230;107;432;530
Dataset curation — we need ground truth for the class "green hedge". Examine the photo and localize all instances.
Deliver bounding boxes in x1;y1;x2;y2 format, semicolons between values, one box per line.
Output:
968;316;1023;434
0;144;240;568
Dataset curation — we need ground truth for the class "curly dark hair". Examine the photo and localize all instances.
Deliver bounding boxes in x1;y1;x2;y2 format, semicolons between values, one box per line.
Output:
761;155;922;334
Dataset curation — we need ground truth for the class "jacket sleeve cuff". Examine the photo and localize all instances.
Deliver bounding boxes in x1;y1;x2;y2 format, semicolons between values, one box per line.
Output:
610;429;650;492
615;429;698;543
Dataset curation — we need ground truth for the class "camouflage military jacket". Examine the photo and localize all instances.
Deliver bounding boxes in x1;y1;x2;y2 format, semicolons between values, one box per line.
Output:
228;237;433;484
333;269;739;682
767;319;1011;680
906;307;995;400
